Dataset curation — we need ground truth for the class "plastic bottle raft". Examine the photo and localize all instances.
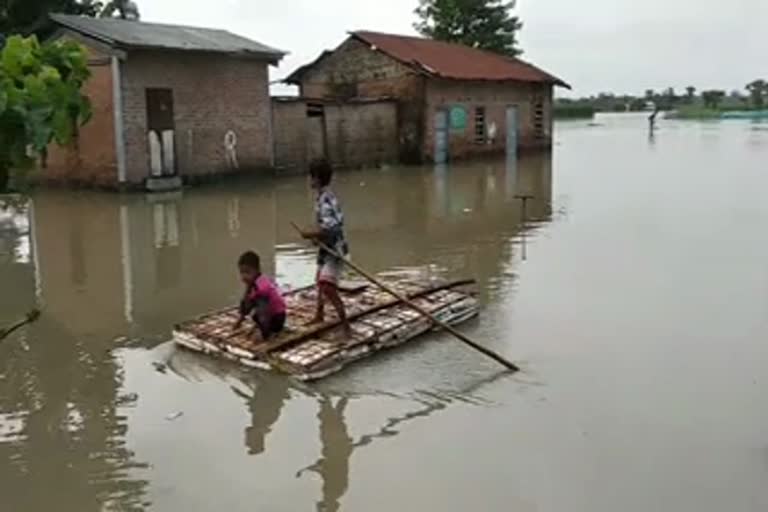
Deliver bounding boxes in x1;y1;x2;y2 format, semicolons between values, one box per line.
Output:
173;277;479;381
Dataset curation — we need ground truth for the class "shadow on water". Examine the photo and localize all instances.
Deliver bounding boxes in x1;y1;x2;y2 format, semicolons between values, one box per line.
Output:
0;153;553;510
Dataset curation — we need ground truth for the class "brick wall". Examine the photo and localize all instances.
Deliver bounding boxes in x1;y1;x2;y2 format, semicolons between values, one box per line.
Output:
324;101;398;167
299;38;413;99
297;37;426;163
272;101;309;170
121;51;274;184
44;43;118;186
423;79;553;162
272;99;398;170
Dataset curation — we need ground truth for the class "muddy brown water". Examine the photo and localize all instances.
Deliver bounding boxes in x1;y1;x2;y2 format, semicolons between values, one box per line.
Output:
1;114;768;511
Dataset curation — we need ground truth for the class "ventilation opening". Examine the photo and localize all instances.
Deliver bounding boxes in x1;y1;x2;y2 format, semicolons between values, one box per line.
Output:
474;107;486;144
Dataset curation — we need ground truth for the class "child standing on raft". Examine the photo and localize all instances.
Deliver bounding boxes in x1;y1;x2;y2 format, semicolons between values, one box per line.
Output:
299;159;352;339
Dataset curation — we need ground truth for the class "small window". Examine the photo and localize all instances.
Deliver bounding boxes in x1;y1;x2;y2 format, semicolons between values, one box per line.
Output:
474;107;486;144
306;103;325;118
533;99;545;138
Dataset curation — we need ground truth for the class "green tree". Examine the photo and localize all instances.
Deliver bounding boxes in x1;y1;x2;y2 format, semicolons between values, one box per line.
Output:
746;79;767;109
662;86;677;107
414;0;523;57
98;0;140;20
685;86;696;103
0;0;99;36
0;35;91;191
701;90;726;110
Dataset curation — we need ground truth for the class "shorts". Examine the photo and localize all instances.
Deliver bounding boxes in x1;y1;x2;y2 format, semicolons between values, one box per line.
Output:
316;257;345;285
255;312;286;339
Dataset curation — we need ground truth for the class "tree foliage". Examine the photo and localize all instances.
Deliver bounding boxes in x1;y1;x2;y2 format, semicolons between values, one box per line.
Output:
685;86;696;103
0;0;139;38
0;35;91;190
701;90;726;109
746;79;768;109
97;0;140;20
0;0;98;36
414;0;523;57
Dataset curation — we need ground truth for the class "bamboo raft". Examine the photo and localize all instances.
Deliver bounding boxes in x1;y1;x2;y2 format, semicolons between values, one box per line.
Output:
173;277;479;381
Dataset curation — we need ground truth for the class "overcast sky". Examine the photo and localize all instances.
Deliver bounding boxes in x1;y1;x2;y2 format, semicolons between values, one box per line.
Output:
142;0;764;97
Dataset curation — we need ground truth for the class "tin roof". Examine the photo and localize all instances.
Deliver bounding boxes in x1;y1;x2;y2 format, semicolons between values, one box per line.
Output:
351;31;569;87
50;14;285;62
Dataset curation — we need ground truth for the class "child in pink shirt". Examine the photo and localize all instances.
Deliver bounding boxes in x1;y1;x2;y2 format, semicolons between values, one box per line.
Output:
234;251;286;340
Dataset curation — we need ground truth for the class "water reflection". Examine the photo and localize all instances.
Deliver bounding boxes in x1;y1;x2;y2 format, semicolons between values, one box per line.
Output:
292;370;508;511
0;154;553;510
240;374;291;456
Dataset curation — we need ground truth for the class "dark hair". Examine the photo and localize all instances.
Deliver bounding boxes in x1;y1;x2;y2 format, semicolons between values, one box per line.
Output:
238;251;261;270
309;159;333;187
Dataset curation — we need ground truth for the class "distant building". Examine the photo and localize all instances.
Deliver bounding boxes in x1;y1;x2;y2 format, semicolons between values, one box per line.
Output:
46;14;284;190
286;31;569;164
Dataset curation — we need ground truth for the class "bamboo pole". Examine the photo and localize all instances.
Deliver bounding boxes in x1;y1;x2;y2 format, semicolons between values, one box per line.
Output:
0;309;40;342
291;222;519;372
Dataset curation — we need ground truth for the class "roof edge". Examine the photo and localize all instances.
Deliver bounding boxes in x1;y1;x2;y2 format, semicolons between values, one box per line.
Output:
49;13;287;62
50;13;116;46
352;30;570;87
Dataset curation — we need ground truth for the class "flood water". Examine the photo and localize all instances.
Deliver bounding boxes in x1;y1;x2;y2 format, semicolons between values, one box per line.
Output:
1;114;768;511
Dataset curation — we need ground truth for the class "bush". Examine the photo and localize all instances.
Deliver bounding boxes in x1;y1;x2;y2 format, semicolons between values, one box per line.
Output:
553;104;595;119
0;35;91;191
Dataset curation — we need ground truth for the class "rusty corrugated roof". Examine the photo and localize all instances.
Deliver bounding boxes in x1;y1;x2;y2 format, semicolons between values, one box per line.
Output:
352;31;569;88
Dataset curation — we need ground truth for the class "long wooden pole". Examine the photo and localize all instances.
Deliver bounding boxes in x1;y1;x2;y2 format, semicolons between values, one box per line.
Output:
0;309;40;342
291;222;519;372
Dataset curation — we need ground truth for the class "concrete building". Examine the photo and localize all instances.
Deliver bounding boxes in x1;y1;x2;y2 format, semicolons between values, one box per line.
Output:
46;14;284;190
286;31;569;164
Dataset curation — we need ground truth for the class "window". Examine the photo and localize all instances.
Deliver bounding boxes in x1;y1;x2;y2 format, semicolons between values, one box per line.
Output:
474;107;486;144
533;99;545;138
306;103;325;118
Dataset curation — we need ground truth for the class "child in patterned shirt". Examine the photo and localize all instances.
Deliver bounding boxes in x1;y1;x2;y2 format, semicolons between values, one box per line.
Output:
299;159;352;339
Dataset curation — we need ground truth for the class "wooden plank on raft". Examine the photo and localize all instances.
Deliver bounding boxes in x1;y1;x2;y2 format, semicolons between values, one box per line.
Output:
255;279;476;356
173;277;480;380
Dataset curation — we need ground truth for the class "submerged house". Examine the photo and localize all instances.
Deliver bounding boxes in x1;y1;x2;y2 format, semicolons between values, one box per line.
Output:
286;31;569;164
46;14;284;190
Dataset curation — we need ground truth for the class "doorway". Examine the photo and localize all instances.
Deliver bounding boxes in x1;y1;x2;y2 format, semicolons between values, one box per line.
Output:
506;106;518;159
434;109;449;164
146;88;177;177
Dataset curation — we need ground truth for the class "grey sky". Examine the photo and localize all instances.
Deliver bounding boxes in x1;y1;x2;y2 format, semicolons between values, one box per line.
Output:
142;0;764;97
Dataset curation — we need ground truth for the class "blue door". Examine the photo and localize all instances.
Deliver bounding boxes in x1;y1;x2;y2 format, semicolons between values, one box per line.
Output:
506;106;518;159
434;110;449;164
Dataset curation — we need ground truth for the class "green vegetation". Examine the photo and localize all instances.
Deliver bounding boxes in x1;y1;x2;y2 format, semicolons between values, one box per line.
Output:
414;0;523;57
559;79;768;120
0;0;140;37
0;35;92;191
746;80;768;109
553;103;595;119
96;0;140;20
670;106;723;119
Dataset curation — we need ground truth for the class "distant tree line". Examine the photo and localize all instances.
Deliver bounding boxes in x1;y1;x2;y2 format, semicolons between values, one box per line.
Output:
556;80;768;118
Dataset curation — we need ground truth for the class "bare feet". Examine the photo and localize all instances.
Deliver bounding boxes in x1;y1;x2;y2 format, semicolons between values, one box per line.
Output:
306;315;325;326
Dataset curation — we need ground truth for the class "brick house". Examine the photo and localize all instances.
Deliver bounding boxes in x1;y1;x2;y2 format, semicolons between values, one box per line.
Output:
286;32;569;164
46;14;284;190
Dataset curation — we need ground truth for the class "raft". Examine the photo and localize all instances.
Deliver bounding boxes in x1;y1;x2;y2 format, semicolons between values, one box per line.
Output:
173;277;479;381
